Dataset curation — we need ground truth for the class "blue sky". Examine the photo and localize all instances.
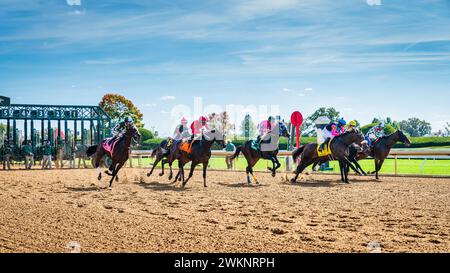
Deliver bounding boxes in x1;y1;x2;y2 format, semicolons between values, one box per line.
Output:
1;0;450;135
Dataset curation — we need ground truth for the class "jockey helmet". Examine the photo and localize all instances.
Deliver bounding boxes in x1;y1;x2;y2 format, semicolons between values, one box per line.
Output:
181;117;187;124
124;116;133;123
338;118;347;126
348;120;357;127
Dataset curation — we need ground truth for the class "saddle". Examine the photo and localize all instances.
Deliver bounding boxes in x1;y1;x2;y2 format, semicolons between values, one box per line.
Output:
102;137;120;157
317;141;332;157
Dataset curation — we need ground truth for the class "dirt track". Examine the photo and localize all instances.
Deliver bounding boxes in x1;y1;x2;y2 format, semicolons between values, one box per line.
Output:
0;168;449;253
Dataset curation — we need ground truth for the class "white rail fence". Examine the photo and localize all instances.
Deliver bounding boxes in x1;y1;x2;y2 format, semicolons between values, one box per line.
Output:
129;149;450;176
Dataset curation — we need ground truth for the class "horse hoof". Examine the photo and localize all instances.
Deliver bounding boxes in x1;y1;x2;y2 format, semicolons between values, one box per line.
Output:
98;176;102;181
290;179;296;184
147;173;151;177
159;173;164;177
271;173;276;178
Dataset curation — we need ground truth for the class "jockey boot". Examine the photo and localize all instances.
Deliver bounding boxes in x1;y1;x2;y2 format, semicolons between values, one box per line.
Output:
319;138;330;152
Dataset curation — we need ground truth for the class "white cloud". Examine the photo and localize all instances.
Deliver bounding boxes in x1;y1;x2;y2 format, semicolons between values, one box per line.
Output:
66;0;81;6
160;96;176;101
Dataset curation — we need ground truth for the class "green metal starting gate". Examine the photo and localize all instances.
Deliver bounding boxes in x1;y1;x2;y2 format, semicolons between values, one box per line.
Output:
0;96;111;148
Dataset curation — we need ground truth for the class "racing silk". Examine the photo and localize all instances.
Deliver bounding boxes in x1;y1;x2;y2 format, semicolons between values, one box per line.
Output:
112;121;127;136
258;120;272;135
366;125;384;142
321;129;334;143
191;120;209;139
173;124;191;141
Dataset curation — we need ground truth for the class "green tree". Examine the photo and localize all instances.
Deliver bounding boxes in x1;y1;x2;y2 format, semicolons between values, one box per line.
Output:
100;94;144;128
139;128;154;142
240;114;256;138
444;122;450;136
302;107;341;136
399;118;432;137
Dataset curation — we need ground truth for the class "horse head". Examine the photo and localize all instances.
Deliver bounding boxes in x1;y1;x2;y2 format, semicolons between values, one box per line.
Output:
397;130;411;147
126;125;141;143
205;129;226;149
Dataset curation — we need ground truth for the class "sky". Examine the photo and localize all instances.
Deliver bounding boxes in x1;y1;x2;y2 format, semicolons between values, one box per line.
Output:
0;0;449;136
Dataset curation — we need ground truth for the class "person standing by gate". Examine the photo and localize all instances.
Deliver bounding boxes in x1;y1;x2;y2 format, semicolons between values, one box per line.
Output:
225;139;236;170
42;140;53;169
2;140;13;170
23;140;34;170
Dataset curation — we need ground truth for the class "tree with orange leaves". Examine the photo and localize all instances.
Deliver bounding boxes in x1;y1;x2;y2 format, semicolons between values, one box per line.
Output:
100;94;144;128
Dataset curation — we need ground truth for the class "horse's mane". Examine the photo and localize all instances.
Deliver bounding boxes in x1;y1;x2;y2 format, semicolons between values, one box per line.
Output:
334;130;354;139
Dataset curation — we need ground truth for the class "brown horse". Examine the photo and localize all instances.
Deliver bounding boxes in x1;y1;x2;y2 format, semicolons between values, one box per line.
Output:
291;129;365;184
146;138;182;180
87;125;141;188
231;122;290;184
176;129;225;188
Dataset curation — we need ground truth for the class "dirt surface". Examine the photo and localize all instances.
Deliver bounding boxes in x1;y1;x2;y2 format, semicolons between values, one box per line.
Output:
0;168;449;253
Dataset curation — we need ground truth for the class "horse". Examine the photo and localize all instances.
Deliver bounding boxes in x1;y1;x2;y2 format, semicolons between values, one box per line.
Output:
231;122;290;184
358;130;411;179
146;138;182;180
175;129;225;188
86;125;141;188
74;144;90;168
291;129;365;184
311;141;370;175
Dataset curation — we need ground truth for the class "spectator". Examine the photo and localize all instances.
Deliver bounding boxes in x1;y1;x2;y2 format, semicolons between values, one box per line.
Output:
42;140;53;169
23;140;34;170
225;139;236;170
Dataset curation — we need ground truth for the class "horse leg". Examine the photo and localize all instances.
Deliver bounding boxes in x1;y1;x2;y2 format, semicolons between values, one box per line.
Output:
341;158;362;176
202;160;208;188
182;162;197;188
109;162;124;188
168;161;174;181
160;158;166;177
291;160;311;183
376;158;385;180
95;154;103;181
339;161;345;183
147;156;161;177
353;159;367;176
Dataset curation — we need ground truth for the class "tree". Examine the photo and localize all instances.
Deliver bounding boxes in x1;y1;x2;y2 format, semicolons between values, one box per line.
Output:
99;94;144;128
240;114;256;138
302;107;341;136
443;122;450;136
398;118;432;137
139;128;154;142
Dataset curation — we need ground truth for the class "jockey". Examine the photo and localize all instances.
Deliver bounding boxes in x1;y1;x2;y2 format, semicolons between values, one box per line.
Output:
318;122;338;152
346;120;358;132
365;122;386;146
112;116;133;137
336;118;347;135
253;116;276;150
188;116;209;144
172;117;191;141
109;116;134;145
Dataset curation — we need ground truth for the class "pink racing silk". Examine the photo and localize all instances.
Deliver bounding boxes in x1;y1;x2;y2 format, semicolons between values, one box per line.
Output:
258;120;272;135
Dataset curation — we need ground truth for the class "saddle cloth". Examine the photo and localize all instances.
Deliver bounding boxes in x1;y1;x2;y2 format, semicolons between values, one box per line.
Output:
317;142;332;157
180;141;192;154
102;138;120;157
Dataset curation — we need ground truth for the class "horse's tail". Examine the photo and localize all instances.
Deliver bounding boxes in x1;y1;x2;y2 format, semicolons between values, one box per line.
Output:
86;145;98;157
292;145;306;162
231;146;242;160
150;146;159;158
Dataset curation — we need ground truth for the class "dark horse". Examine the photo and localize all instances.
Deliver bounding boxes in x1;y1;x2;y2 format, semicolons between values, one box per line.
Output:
146;138;181;180
291;129;365;184
231;122;290;184
311;142;371;176
359;130;411;179
176;129;225;188
86;125;141;188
